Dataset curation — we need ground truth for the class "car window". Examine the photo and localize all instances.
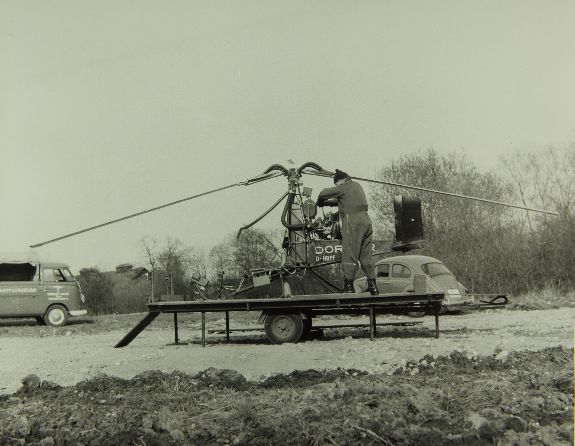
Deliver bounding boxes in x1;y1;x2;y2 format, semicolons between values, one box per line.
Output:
376;263;390;278
42;268;66;282
421;262;452;277
391;264;411;278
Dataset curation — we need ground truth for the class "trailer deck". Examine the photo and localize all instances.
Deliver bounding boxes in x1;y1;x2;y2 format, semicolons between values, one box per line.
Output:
115;291;444;347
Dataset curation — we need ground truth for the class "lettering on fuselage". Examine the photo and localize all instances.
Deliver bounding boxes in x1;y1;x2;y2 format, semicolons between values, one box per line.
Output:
0;287;38;293
314;245;342;255
314;244;342;263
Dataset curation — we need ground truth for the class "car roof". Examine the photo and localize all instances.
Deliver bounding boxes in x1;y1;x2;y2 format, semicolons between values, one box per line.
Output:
375;255;442;266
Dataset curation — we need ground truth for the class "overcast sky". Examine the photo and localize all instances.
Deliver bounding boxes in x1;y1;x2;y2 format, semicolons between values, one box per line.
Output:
1;1;574;272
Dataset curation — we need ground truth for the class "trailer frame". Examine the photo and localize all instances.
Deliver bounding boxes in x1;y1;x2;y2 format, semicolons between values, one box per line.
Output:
115;292;444;347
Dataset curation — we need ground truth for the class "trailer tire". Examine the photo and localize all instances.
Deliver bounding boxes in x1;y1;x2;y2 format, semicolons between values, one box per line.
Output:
264;314;304;344
44;305;69;327
406;311;426;318
300;318;312;340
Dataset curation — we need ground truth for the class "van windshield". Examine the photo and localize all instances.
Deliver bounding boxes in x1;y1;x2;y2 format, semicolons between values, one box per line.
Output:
421;262;452;277
62;268;75;281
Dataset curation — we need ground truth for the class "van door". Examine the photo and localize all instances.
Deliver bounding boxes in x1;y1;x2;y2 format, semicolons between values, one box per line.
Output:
41;267;75;309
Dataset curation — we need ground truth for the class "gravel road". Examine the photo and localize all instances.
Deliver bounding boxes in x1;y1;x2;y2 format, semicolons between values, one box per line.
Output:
1;307;573;394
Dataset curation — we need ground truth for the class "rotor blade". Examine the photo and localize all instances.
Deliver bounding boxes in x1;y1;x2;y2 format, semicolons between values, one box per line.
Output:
303;169;559;216
30;172;284;248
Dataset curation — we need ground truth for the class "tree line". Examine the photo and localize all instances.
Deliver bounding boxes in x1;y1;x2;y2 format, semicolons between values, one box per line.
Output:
78;229;285;314
371;145;574;294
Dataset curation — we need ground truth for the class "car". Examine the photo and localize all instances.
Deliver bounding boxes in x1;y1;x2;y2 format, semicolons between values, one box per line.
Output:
354;255;475;308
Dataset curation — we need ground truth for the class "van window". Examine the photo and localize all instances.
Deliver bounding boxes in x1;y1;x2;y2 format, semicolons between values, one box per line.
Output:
391;264;411;278
376;264;390;278
43;268;66;282
0;263;37;281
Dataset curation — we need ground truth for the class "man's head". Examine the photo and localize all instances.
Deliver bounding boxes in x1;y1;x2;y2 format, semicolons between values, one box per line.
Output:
333;169;350;185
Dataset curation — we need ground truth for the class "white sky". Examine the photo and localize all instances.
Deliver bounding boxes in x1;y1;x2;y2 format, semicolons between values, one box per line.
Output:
1;1;574;272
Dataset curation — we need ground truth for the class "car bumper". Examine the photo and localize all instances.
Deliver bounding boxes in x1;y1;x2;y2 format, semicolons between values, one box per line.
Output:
443;293;475;306
69;309;88;316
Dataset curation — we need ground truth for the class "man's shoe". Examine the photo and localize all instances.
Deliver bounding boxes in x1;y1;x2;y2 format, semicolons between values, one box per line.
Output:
367;279;379;296
343;279;355;293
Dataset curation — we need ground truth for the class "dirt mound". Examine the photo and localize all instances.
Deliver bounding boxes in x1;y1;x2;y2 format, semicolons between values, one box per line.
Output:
1;347;572;446
260;368;368;388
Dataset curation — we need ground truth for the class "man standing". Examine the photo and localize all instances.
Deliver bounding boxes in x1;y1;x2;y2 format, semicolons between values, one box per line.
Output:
316;169;378;295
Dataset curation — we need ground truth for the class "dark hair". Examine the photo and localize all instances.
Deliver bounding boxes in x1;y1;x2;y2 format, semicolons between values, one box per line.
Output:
333;169;350;184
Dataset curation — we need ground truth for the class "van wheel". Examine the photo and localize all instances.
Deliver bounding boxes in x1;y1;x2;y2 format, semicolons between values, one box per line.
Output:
35;316;46;325
44;305;69;327
264;314;304;344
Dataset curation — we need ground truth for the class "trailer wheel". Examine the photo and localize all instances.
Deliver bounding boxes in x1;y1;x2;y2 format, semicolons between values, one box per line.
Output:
44;305;69;327
300;318;313;339
406;311;426;318
264;314;304;344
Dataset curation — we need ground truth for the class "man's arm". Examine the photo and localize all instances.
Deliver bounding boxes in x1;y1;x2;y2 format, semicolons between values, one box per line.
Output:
320;198;338;207
317;186;343;207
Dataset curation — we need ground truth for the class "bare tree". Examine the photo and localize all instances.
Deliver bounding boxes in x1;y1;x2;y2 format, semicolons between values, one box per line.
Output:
140;236;158;302
501;145;575;290
209;239;237;279
188;247;208;278
232;228;284;274
155;237;190;296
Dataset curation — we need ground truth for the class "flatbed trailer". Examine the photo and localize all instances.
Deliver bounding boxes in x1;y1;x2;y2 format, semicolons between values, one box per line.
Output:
115;291;445;347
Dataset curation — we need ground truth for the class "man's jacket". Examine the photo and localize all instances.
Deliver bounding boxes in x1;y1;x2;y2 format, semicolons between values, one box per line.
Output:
316;179;369;215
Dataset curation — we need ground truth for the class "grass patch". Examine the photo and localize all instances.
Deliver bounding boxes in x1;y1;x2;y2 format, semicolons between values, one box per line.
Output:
508;285;575;310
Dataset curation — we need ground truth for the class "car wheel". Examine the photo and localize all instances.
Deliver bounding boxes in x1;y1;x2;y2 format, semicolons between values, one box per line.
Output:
44;305;69;327
264;314;304;344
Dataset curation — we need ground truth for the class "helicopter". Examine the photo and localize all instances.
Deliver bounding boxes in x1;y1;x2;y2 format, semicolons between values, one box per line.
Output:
233;162;427;297
31;161;558;299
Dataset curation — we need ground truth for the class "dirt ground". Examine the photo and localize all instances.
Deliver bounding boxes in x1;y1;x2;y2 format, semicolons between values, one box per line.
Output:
0;307;573;445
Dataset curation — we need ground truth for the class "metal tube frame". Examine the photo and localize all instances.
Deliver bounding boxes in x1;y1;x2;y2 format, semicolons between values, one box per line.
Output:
173;313;179;344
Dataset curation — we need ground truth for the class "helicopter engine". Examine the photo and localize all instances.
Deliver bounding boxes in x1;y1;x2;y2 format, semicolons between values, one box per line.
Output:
309;211;341;240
